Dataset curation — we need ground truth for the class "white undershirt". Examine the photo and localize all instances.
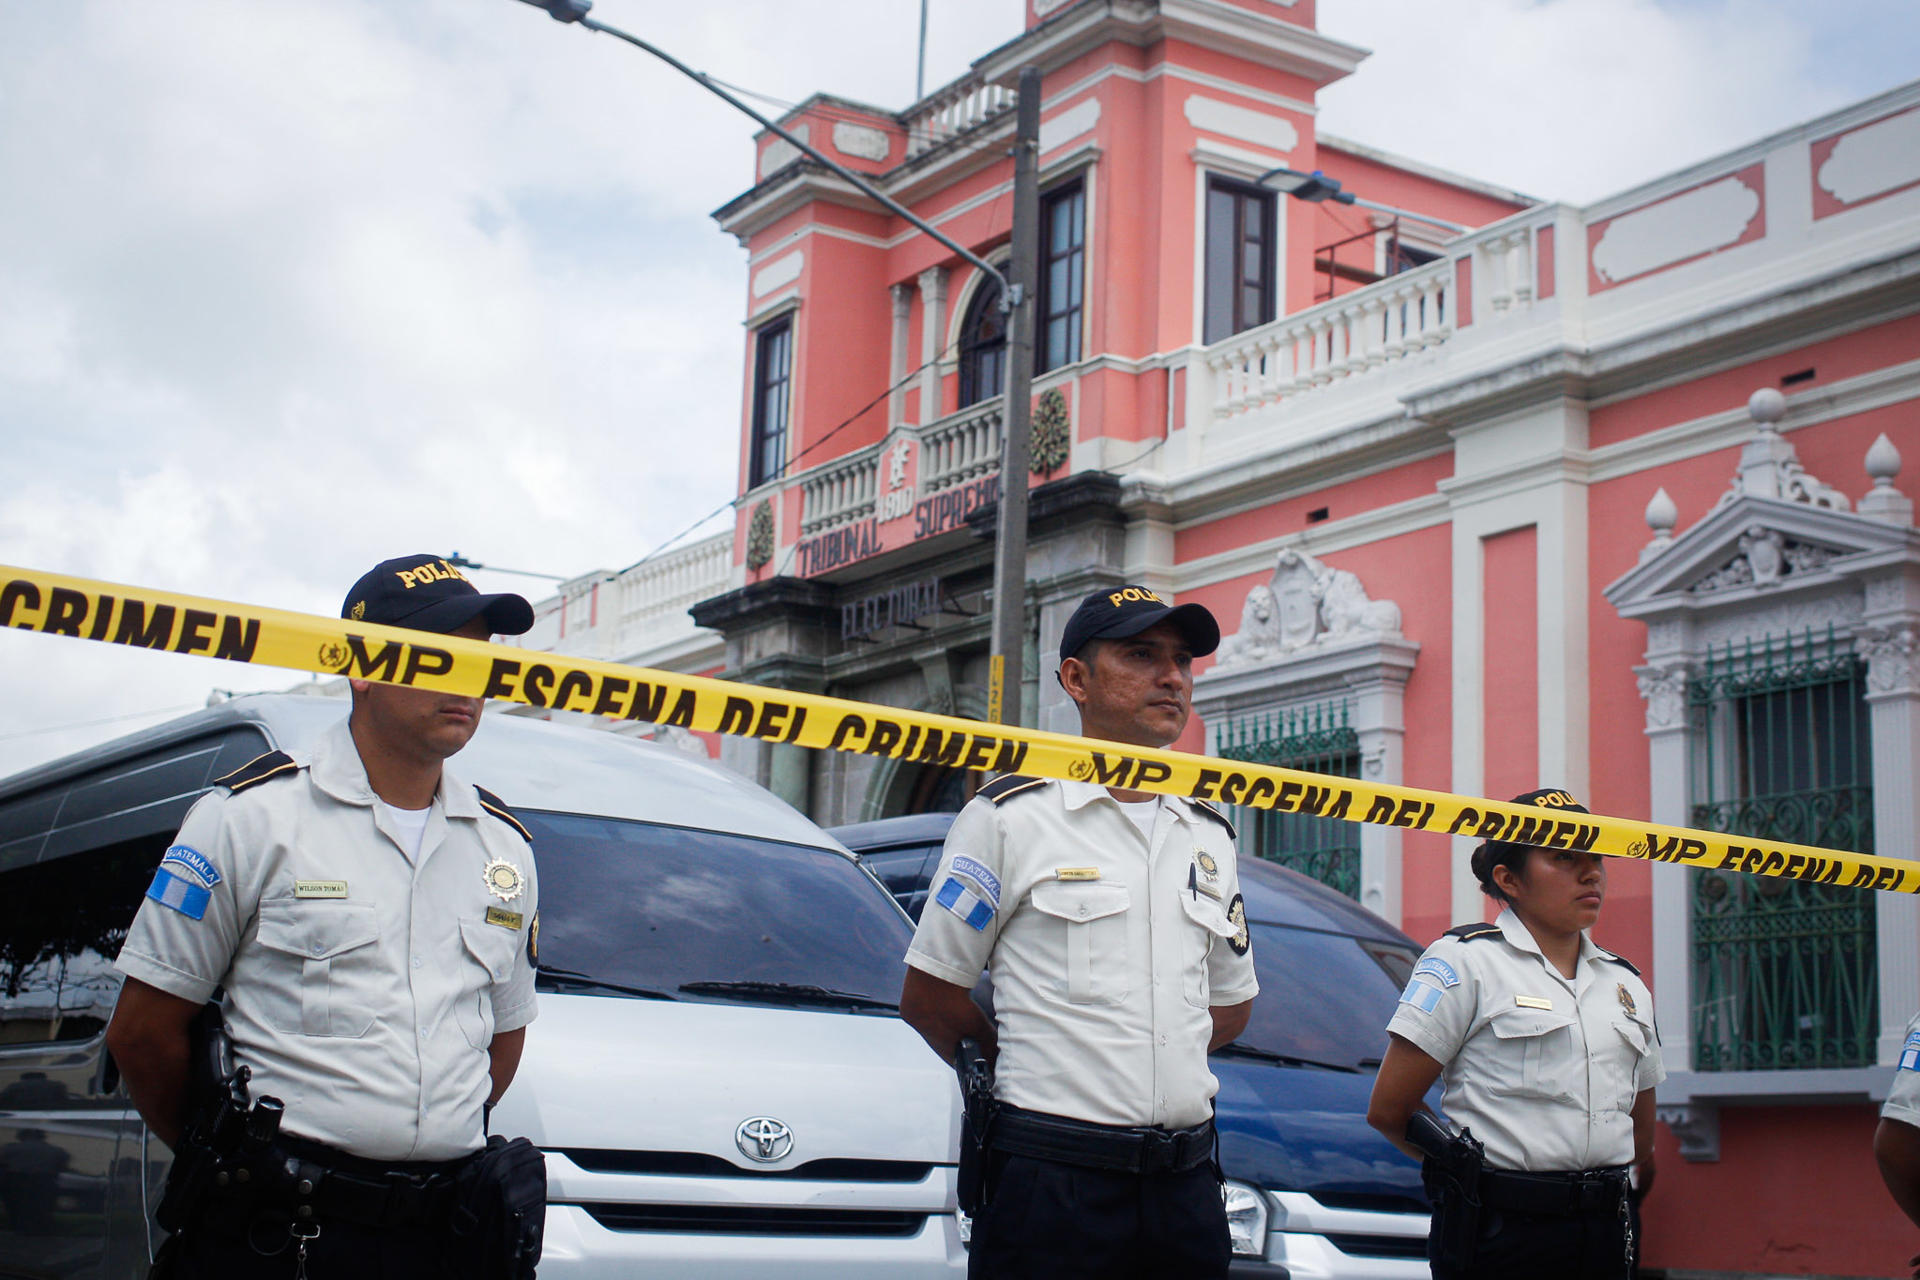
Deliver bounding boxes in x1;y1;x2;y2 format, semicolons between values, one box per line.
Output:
1113;797;1160;839
379;800;431;862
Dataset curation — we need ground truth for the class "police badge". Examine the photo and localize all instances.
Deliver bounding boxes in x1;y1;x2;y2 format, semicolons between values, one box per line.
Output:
483;858;525;903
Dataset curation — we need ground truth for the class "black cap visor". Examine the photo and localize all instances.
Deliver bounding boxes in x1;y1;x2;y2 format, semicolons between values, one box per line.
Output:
386;592;535;638
1077;602;1220;659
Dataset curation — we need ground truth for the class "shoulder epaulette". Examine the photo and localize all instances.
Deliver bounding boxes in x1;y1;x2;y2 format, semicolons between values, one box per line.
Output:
977;774;1049;805
473;785;533;844
213;751;298;794
1444;921;1503;942
1595;948;1642;977
1188;798;1237;840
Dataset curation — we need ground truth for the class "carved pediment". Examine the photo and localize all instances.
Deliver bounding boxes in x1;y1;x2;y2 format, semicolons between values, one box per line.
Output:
1610;392;1919;618
1606;494;1902;615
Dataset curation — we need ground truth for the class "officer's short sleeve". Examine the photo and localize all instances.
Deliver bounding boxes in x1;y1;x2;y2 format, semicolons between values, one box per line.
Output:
1635;985;1667;1093
1883;1012;1920;1128
1208;845;1259;1006
114;791;247;1005
905;800;1006;989
489;850;539;1036
1385;937;1475;1065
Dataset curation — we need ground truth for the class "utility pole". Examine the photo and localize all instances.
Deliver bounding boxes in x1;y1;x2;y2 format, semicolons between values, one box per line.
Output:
987;67;1040;727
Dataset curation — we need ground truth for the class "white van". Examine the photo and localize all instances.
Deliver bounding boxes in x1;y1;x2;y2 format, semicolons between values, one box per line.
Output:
0;693;968;1279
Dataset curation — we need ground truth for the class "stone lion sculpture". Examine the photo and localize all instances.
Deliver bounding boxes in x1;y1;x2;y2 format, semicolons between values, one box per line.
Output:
1317;566;1401;639
1214;584;1280;669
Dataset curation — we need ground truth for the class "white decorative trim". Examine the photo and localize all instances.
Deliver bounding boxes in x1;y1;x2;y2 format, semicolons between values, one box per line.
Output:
831;122;891;162
1862;624;1920;695
1817;104;1920;206
758;124;810;182
1636;666;1688;731
1040;98;1102;155
750;250;803;299
1190;137;1291;180
1183;94;1298;155
1591;174;1761;284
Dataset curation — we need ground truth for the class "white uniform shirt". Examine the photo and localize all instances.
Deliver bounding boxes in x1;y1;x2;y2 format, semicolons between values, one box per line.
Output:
1386;909;1662;1172
116;719;539;1162
906;778;1259;1130
1884;1010;1920;1128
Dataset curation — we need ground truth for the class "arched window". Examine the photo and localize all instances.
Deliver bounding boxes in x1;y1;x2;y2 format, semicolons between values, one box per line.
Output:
956;276;1006;411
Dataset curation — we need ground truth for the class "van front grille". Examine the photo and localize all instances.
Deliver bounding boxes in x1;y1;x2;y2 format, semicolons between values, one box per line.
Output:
1308;1190;1429;1214
1325;1232;1429;1259
579;1203;926;1237
560;1149;934;1182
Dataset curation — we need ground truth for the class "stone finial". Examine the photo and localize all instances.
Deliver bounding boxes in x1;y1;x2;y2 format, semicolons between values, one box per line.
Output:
1748;386;1787;428
1641;487;1678;563
1719;387;1850;511
1861;432;1913;526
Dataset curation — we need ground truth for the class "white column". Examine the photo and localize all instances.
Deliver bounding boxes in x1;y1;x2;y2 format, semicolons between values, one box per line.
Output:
889;283;913;429
1355;668;1412;926
1864;620;1920;1062
917;266;948;426
1639;665;1696;1073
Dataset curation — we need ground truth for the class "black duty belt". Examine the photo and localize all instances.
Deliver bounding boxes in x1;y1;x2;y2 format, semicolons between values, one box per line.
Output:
214;1133;467;1230
1476;1166;1630;1217
988;1105;1214;1175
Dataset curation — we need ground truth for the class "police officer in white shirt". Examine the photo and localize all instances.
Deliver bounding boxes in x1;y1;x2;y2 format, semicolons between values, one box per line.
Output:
1367;788;1662;1280
105;555;540;1278
901;585;1258;1280
1875;1009;1920;1277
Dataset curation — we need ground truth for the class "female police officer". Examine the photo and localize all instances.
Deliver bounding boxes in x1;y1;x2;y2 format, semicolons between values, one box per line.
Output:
1366;788;1662;1280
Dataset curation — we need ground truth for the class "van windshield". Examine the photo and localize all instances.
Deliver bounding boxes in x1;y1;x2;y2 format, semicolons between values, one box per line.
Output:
519;812;911;1015
1222;923;1416;1072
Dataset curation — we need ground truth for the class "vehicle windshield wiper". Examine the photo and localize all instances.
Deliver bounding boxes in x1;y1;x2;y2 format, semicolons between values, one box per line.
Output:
536;966;675;1001
1212;1042;1362;1073
677;980;898;1011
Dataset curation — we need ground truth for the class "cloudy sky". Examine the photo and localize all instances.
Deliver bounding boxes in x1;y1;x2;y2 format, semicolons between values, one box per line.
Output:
2;0;1915;778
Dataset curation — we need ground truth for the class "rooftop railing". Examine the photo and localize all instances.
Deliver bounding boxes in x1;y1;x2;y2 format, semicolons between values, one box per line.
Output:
903;71;1015;159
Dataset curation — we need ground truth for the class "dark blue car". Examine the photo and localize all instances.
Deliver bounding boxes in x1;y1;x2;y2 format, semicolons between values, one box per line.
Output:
830;812;1434;1279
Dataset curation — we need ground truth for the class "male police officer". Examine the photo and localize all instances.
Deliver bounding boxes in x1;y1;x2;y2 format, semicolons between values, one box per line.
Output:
901;585;1258;1279
105;555;539;1277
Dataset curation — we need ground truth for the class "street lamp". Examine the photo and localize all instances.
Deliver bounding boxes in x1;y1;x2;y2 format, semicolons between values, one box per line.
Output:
513;0;1041;727
1255;166;1470;235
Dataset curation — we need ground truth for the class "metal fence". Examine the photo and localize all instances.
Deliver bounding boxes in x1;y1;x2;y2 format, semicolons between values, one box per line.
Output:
1687;627;1877;1071
1216;701;1362;898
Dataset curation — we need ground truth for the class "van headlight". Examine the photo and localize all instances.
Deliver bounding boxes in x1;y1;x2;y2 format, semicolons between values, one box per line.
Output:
1221;1180;1270;1258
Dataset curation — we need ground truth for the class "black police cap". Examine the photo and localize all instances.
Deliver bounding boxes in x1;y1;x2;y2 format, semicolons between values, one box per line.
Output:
1058;584;1220;663
341;555;535;637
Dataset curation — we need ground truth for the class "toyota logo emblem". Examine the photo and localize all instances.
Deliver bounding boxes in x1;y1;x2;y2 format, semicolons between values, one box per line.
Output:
736;1117;794;1163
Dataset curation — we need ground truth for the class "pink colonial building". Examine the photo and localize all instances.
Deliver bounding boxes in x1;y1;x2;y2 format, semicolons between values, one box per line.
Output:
522;1;1920;1273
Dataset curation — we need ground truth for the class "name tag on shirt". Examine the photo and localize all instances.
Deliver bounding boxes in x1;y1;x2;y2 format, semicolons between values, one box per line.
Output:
294;880;349;899
1055;867;1101;881
486;906;524;931
1514;995;1554;1010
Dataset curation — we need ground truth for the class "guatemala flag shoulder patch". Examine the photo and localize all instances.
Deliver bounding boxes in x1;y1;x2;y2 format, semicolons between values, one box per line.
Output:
146;867;212;921
1900;1028;1920;1072
1399;978;1445;1014
936;875;996;931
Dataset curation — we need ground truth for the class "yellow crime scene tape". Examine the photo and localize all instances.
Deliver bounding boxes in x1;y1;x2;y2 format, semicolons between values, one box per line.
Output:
4;563;1916;895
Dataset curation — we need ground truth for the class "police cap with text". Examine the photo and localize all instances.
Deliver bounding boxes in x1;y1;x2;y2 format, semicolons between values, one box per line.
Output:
342;555;534;637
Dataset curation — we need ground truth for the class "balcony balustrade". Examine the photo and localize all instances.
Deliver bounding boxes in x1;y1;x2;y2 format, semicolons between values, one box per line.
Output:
800;451;879;535
904;71;1016;159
